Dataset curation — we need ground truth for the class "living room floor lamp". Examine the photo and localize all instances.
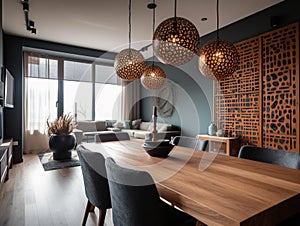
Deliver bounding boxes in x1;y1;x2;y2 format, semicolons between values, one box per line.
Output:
153;0;200;66
141;1;166;90
114;0;146;80
198;0;239;81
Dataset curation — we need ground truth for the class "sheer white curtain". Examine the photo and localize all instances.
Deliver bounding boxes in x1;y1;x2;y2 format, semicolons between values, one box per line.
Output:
24;53;58;153
24;78;58;153
119;80;140;121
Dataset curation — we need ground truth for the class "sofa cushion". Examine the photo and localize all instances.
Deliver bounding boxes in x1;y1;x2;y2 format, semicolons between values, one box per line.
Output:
76;121;97;132
95;121;107;131
134;130;151;139
121;129;136;137
147;122;171;132
140;122;151;131
158;124;170;132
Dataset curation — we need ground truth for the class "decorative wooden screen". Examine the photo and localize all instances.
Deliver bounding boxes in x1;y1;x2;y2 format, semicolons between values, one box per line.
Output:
261;24;299;151
214;23;299;152
214;37;261;146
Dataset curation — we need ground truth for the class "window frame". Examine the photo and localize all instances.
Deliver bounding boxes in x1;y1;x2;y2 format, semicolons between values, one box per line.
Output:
23;51;120;120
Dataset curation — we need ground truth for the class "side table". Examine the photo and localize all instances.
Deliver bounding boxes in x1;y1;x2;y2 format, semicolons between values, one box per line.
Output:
196;134;241;156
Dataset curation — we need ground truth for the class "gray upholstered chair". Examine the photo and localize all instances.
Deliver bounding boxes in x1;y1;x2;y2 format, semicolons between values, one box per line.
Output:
77;145;111;226
238;145;300;169
94;132;130;142
105;157;197;226
170;136;208;151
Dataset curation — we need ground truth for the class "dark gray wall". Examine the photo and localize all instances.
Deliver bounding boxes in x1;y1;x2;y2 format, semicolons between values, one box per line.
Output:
3;35;115;163
141;59;212;136
141;0;299;137
0;0;3;66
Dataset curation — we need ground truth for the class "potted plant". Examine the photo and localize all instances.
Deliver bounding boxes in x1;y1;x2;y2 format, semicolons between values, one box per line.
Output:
47;113;76;160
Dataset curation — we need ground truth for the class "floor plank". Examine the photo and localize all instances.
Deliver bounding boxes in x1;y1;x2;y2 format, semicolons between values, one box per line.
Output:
0;154;113;226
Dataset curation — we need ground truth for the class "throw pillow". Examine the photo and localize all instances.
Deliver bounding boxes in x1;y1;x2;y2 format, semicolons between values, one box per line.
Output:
113;121;124;129
95;121;107;131
124;120;132;129
106;120;117;128
132;119;142;129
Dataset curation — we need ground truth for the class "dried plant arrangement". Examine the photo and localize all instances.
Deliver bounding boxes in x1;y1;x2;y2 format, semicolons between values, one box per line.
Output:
47;113;74;136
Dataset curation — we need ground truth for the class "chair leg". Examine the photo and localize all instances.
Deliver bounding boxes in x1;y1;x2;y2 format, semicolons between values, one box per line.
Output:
82;200;93;226
98;208;107;226
89;204;95;212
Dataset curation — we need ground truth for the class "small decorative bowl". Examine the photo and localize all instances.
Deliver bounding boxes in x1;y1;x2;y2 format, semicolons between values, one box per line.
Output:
143;139;174;158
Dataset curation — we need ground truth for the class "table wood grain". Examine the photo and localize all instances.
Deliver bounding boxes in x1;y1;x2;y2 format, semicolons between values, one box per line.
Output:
83;140;300;226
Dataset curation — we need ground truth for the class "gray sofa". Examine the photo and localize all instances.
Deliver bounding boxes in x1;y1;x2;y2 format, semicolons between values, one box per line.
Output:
73;120;108;144
73;120;180;144
122;121;180;140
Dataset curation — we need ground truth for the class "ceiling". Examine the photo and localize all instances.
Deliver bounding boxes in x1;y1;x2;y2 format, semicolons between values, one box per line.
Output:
3;0;284;55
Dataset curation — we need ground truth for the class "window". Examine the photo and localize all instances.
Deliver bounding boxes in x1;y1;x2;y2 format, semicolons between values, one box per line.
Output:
95;83;121;120
64;81;93;120
23;51;120;153
94;64;121;120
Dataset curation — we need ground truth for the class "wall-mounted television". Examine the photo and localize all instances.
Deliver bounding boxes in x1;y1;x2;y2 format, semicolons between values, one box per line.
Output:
0;67;4;104
4;68;14;108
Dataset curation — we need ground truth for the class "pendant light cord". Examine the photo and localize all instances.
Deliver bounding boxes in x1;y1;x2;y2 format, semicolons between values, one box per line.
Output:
216;0;219;40
129;0;132;49
152;0;156;66
174;0;177;18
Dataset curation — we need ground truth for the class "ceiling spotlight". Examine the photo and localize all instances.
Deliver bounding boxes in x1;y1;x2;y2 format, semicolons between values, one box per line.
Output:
31;28;36;34
29;20;35;28
22;2;29;11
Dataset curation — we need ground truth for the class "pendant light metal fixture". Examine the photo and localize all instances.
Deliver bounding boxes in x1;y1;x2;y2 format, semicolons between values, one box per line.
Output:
141;1;166;90
198;0;239;81
153;0;200;66
114;0;146;81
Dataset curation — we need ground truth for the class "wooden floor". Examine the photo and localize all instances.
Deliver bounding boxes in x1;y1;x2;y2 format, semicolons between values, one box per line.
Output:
0;153;113;226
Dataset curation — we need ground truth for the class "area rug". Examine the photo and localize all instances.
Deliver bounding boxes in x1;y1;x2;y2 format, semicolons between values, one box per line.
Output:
38;151;80;171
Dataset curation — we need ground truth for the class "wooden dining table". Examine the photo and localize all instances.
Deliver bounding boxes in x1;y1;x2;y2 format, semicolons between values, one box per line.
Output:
82;139;300;226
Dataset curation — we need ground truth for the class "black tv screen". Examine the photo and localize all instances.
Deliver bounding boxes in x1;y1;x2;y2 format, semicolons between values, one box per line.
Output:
4;69;14;108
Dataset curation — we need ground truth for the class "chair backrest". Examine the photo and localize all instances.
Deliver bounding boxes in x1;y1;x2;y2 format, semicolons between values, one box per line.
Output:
94;132;130;142
77;145;111;209
105;157;167;226
238;145;300;169
170;136;208;151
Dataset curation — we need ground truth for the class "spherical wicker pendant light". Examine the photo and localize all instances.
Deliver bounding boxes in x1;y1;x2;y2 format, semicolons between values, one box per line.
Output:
199;39;239;80
153;0;200;66
114;0;146;81
141;65;166;90
114;49;146;80
198;0;239;81
141;2;166;90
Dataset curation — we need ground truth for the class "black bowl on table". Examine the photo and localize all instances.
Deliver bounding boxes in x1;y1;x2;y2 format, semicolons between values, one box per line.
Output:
143;139;174;158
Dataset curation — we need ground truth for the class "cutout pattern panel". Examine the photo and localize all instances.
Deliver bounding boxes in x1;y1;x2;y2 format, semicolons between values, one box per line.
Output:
214;23;299;152
214;37;261;146
261;23;299;151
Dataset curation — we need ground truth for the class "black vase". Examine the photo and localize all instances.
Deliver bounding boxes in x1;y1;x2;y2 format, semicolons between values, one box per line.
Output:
49;134;76;160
